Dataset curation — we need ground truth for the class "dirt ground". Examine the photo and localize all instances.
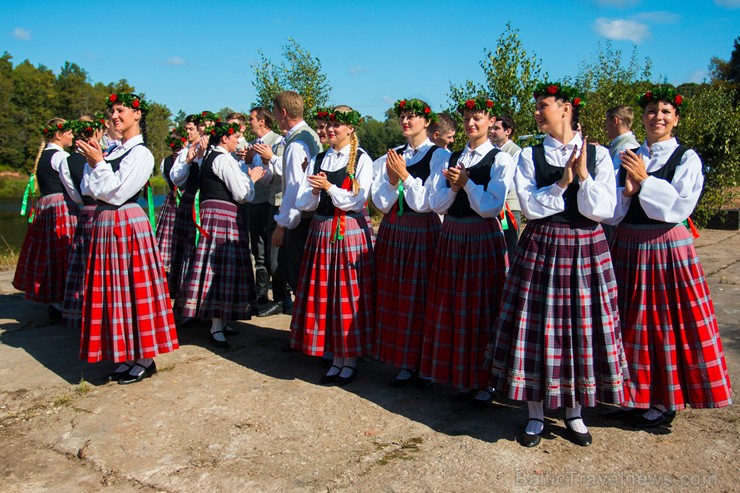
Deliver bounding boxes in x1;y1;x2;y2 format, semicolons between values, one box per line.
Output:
0;230;738;492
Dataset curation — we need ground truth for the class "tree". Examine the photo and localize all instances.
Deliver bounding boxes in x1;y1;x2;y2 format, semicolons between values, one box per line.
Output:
54;62;96;118
356;109;404;161
710;37;740;85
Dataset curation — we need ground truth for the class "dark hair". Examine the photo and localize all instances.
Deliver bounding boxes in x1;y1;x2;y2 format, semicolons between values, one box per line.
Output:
185;114;197;124
250;107;274;129
497;115;516;134
570;105;580;132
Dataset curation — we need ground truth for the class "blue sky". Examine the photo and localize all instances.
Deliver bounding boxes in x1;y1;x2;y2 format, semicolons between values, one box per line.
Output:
3;0;739;120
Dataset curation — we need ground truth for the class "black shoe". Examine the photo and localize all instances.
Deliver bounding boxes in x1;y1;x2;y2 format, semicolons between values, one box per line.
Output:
209;330;231;349
248;304;260;317
118;361;157;385
603;407;641;420
105;363;134;383
320;365;342;384
417;377;433;389
336;366;358;386
663;410;677;426
282;301;294;316
281;343;298;353
471;389;495;409
565;417;592;446
258;302;282;317
257;295;270;305
519;418;545;448
390;369;419;388
450;389;476;402
223;325;239;336
47;305;62;322
630;407;668;428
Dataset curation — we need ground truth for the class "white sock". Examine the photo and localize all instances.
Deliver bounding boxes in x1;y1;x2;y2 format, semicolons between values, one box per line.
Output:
396;369;413;381
566;403;588;434
340;357;356;378
211;318;226;342
130;358;153;376
474;389;493;401
526;401;545;435
115;360;134;373
326;357;343;377
643;404;667;420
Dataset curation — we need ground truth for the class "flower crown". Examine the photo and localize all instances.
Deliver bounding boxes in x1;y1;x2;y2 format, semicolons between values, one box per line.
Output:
165;134;188;150
637;85;683;109
207;122;241;139
394;99;438;123
71;115;106;135
533;82;584;107
39;120;73;136
312;107;332;121
328;109;363;126
107;93;149;113
457;97;500;116
194;111;221;125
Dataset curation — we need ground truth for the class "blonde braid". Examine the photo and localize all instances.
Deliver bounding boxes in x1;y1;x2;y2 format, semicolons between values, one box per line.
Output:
347;131;360;195
31;117;65;174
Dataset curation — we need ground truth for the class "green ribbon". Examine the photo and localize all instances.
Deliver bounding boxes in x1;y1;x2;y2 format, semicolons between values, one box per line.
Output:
175;187;182;207
397;183;405;216
194;190;202;246
20;174;35;221
501;212;509;230
146;181;156;233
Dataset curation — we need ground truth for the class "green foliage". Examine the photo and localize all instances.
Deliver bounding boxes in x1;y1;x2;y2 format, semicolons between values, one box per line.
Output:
356;113;405;161
677;83;740;226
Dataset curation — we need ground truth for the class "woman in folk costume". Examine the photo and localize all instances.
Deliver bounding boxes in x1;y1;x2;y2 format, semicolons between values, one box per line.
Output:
76;93;178;384
420;97;513;406
62;115;106;329
372;98;447;388
290;106;375;386
13;118;79;320
155;126;188;272
484;82;628;447
605;86;731;427
176;122;265;349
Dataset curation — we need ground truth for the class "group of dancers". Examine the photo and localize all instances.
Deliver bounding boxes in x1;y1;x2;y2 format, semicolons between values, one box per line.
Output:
12;82;731;448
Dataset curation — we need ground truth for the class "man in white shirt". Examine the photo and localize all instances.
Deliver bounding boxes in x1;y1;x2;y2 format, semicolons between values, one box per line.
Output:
605;106;640;163
490;115;522;258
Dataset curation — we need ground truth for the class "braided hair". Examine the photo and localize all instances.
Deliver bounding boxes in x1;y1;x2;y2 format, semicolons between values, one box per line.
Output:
332;105;360;196
32;118;66;175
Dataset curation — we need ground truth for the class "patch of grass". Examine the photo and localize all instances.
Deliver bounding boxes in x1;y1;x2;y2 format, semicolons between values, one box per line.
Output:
75;377;91;395
375;437;423;465
0;235;19;269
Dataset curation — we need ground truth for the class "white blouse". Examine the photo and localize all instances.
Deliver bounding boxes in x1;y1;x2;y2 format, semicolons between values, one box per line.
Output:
371;139;450;214
515;133;616;222
296;144;373;213
47;144;81;203
428;140;514;217
208;146;256;204
169;142;204;188
607;137;703;224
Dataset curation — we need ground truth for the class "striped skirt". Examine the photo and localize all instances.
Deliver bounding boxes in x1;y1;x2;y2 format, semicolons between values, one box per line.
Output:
290;213;375;358
374;211;441;369
80;203;178;363
13;193;79;304
176;200;256;321
485;221;627;409
62;204;97;329
612;223;732;410
167;191;197;298
155;190;178;272
420;216;507;390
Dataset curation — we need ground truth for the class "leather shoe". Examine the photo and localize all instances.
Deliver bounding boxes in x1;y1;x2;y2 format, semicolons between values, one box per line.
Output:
105;363;134;383
519;418;545;448
47;305;62;322
223;325;239;336
565;417;592;446
603;407;641;420
450;389;476;402
389;369;419;388
118;361;157;385
630;407;670;428
471;389;495;409
258;302;282;317
209;330;231;349
663;410;677;426
320;365;342;384
336;366;358;386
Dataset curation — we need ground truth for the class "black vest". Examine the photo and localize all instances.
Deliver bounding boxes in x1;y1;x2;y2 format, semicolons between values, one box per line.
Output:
36;149;66;196
199;150;234;203
395;144;439;212
445;148;500;218
101;143;145;205
532;143;597;224
67;153;96;206
162;154;176;191
618;145;689;225
313;149;366;216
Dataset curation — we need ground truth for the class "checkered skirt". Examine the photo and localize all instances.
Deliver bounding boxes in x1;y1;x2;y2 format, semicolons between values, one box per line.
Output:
167;191;197;298
155;191;178;272
80;203;178;363
420;216;508;390
176;200;256;321
62;204;97;329
484;221;627;409
290;213;375;357
612;223;732;410
374;211;441;369
13;193;79;304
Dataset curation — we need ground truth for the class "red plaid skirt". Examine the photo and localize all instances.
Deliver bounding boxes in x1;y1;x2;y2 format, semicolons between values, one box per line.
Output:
612;223;732;410
485;221;627;408
374;211;441;369
420;216;507;390
167;191;197;298
80;203;178;363
176;200;256;321
13;193;79;304
290;213;375;357
155;191;178;272
62;204;97;329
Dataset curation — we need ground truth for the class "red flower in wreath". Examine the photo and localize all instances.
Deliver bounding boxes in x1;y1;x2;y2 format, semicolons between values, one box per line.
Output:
572;97;581;106
674;95;683;106
547;85;558;95
228;127;235;134
465;99;475;109
644;91;652;100
424;106;431;114
42;128;49;134
202;111;208;117
57;123;63;129
210;130;216;135
169;142;176;148
329;113;336;121
181;137;187;144
109;94;117;103
215;118;221;123
85;126;93;132
399;100;406;108
486;100;494;108
132;99;140;109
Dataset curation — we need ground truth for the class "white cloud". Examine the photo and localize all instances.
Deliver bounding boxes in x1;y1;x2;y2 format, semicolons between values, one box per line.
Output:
689;69;707;84
714;0;740;8
13;27;31;41
165;57;185;65
595;0;639;7
594;18;650;43
381;96;394;105
348;66;367;76
632;11;681;24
